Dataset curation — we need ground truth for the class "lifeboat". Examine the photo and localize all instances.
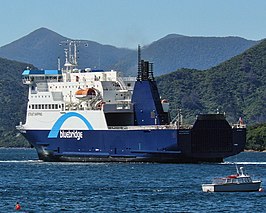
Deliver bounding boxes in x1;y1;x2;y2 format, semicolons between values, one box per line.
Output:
75;88;97;100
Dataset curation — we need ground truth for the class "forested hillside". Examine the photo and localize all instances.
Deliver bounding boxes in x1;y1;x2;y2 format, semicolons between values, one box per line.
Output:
0;58;32;147
246;123;266;151
157;39;266;125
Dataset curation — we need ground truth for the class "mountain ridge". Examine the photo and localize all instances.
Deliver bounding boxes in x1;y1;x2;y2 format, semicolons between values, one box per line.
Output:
0;28;258;75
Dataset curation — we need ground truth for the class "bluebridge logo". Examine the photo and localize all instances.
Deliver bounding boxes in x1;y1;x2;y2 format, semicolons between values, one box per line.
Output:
48;112;94;140
59;130;83;141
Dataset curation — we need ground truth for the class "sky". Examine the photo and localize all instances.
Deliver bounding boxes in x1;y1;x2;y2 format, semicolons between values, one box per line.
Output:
0;0;266;49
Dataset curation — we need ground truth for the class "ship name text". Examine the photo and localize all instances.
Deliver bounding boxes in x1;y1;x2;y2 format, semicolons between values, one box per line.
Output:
60;130;83;141
28;112;43;116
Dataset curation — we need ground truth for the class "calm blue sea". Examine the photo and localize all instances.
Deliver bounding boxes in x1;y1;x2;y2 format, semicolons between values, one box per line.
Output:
0;148;265;212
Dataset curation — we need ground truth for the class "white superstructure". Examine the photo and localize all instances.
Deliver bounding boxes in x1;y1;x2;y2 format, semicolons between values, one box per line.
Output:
20;40;136;131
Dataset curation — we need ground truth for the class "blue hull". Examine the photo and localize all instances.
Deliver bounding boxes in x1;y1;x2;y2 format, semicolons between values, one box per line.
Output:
22;126;245;163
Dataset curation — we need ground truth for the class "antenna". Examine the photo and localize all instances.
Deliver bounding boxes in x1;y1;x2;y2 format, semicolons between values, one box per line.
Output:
137;45;141;80
64;47;69;64
235;163;240;175
74;41;77;65
59;40;88;72
57;57;60;70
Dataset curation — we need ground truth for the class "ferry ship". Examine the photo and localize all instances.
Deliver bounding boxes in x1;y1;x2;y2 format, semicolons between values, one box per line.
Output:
16;41;246;163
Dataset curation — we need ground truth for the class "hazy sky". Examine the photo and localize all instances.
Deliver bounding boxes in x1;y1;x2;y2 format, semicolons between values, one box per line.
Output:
0;0;266;49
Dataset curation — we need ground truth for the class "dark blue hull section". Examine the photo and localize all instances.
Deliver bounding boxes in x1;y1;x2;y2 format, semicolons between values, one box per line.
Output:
23;129;180;162
21;127;245;163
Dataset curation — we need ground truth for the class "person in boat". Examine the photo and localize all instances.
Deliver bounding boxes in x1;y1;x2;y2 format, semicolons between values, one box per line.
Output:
15;202;21;211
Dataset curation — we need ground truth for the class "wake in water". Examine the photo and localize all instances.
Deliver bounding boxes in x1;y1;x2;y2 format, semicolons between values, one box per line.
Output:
223;161;266;165
1;159;266;165
0;160;41;163
0;160;110;166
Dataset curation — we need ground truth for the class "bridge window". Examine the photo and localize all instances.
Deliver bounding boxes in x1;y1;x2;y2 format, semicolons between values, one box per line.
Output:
29;104;62;110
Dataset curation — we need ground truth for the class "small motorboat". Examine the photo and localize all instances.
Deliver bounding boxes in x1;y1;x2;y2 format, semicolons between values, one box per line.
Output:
202;166;262;192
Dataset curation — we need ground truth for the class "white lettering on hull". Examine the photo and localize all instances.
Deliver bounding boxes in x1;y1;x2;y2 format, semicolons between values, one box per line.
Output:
60;130;83;140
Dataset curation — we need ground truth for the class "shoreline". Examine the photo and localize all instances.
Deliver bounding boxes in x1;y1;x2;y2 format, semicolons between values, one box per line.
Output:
244;149;266;152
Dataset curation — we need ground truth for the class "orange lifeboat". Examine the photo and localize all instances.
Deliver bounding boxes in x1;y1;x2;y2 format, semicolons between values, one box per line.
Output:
75;88;97;100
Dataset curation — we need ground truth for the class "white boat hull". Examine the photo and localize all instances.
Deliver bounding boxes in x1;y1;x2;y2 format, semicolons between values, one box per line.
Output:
202;181;261;192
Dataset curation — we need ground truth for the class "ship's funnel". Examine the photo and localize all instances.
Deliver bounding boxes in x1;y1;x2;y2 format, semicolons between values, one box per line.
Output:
137;46;154;81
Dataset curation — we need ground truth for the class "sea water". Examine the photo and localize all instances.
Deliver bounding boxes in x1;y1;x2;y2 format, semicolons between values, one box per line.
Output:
0;148;265;212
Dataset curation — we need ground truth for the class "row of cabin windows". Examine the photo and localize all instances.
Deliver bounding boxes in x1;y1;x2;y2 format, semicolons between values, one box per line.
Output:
31;94;90;98
29;104;62;110
49;85;96;89
30;93;123;99
25;76;63;82
50;85;80;89
31;95;51;98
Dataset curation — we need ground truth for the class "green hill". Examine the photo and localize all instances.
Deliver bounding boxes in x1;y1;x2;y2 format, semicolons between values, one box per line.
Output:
156;39;266;125
0;57;32;147
246;123;266;151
